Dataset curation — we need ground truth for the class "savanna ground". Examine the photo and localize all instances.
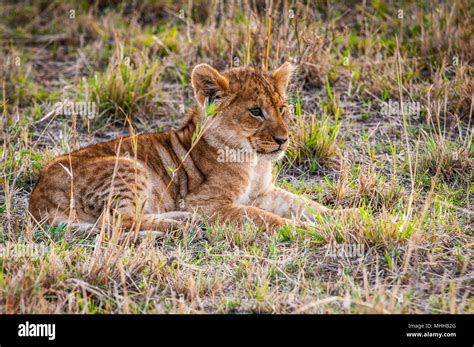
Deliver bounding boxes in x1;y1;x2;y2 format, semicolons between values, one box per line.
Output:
0;0;472;314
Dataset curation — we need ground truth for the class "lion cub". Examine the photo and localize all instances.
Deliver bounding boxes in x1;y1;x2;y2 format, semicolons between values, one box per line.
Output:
29;62;335;236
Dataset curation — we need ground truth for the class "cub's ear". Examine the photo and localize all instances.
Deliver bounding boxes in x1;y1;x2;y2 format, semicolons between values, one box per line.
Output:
271;62;295;95
191;64;229;106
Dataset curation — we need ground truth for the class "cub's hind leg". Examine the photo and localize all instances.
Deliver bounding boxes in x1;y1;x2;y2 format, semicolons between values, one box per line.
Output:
119;212;197;240
76;159;198;235
29;155;189;237
112;212;188;233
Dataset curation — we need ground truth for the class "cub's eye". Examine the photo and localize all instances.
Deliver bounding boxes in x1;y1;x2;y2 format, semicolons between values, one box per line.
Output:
279;106;285;114
249;107;264;118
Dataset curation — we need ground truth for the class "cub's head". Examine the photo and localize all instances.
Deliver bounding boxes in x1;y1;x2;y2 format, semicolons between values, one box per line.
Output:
191;62;293;162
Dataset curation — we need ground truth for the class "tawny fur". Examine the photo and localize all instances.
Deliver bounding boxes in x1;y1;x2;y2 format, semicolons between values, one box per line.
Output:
29;62;345;236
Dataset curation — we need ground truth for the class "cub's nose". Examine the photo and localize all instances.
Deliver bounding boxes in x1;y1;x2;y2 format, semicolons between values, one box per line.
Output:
272;135;288;145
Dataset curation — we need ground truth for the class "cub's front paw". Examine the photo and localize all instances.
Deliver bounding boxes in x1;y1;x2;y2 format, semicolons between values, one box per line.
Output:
263;216;288;234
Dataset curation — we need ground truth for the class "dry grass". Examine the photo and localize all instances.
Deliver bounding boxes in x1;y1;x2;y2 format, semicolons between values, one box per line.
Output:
0;0;472;314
